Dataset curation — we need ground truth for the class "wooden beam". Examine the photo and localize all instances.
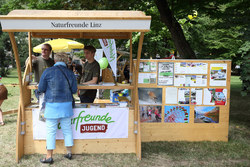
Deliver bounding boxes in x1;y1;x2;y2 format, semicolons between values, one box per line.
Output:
134;32;144;160
8;32;25;163
28;32;32;72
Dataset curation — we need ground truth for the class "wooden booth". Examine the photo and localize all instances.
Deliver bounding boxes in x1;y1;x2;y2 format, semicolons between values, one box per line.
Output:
0;10;231;164
0;10;151;162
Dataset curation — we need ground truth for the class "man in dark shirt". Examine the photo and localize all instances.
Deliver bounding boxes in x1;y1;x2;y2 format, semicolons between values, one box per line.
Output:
79;46;100;103
31;43;55;83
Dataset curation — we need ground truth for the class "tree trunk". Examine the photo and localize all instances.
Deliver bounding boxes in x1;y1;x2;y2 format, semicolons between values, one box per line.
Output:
154;0;196;59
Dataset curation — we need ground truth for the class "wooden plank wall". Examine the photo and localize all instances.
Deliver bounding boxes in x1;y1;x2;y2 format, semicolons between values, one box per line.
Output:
136;59;231;142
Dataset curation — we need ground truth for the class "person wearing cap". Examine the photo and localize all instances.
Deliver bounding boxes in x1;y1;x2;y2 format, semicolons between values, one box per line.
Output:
0;76;8;126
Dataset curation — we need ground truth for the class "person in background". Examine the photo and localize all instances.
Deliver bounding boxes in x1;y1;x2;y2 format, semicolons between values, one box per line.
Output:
79;46;100;103
38;52;77;164
0;76;8;126
26;43;54;100
31;43;55;83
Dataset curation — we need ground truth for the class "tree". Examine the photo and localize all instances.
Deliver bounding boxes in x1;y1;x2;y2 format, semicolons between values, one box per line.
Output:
154;0;196;59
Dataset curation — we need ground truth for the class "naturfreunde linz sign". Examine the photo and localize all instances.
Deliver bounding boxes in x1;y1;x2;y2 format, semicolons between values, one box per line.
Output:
0;19;151;30
32;108;129;140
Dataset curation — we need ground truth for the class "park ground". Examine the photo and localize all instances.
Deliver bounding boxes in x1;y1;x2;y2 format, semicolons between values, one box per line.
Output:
0;70;249;167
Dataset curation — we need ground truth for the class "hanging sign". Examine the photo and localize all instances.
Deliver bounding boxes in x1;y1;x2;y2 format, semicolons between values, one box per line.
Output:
99;39;117;77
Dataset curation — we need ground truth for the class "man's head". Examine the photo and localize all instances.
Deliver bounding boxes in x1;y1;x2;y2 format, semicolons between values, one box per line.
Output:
41;43;52;59
84;45;96;62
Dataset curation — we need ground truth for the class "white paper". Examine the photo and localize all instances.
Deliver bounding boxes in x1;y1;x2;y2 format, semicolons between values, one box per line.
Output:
191;88;203;105
138;73;156;84
175;62;208;74
178;88;190;104
165;87;178;104
158;62;174;85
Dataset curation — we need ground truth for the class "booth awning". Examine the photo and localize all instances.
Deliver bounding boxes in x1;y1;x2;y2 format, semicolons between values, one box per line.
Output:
0;10;151;39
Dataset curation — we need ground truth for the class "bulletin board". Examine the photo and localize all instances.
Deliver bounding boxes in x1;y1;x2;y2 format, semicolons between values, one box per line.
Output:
135;59;231;142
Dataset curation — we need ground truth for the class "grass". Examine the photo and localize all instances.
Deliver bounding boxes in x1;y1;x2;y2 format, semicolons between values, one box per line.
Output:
0;70;250;166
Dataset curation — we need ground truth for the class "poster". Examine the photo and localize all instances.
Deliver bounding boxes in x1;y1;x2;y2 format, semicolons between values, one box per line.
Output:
32;108;129;140
165;87;178;104
138;88;162;105
175;62;208;74
174;75;207;87
210;64;227;86
140;106;162;122
164;106;189;123
138;73;157;84
203;88;227;105
158;62;174;86
139;62;157;72
194;106;219;123
191;88;203;105
178;88;190;104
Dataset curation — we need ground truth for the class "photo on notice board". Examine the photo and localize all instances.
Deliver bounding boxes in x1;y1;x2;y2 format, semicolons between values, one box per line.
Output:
138;88;162;105
178;88;190;104
158;62;174;86
139;62;157;72
210;64;227;86
203;88;227;105
164;106;189;123
140;106;162;123
194;106;219;123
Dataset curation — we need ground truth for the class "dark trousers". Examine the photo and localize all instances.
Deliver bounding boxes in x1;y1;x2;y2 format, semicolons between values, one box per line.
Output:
79;95;95;103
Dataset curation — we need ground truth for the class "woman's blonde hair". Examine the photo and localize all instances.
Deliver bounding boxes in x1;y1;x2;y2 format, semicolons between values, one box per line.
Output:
54;52;68;63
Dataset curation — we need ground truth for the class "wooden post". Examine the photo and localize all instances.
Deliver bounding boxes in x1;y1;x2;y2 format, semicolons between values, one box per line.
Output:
8;32;25;163
28;32;32;73
134;32;144;160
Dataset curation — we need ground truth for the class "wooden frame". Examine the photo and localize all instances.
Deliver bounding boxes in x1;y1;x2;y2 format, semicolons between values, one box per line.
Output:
0;10;151;162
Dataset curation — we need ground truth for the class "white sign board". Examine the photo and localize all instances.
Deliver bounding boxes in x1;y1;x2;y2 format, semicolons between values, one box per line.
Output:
0;19;151;30
32;108;129;140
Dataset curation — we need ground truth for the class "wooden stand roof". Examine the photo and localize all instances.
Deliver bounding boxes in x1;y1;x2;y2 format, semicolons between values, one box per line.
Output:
0;10;151;39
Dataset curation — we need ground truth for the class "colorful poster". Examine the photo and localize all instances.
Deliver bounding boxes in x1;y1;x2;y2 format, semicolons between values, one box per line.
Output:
174;75;207;87
138;88;162;105
178;88;190;104
158;62;174;86
194;106;219;123
210;64;227;86
164;106;189;123
203;88;227;105
165;87;178;104
191;88;203;105
138;73;156;84
139;62;157;72
175;62;208;74
32;108;129;140
140;106;162;123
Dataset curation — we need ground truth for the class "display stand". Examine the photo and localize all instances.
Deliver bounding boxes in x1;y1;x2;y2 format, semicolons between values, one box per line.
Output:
0;10;151;162
135;59;231;142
